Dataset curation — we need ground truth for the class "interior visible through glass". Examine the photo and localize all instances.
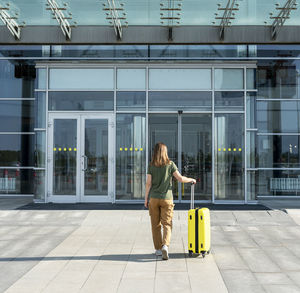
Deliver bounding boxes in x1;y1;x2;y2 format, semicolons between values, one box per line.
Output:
84;119;108;196
53;119;77;195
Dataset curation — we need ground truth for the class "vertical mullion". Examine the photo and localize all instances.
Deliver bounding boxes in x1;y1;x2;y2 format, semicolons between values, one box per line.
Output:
212;67;215;203
113;66;117;203
146;66;149;192
45;65;49;203
178;113;182;202
244;66;248;204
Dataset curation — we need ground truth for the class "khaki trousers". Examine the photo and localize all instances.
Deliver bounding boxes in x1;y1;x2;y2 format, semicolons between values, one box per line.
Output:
148;198;174;250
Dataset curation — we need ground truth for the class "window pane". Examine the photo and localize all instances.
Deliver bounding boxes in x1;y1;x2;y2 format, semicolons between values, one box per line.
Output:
258;170;300;196
215;69;244;90
35;131;46;168
34;170;45;200
246;68;256;90
257;101;300;133
0;134;34;167
49;91;114;111
53;120;77;195
0;60;35;98
258;135;300;168
35;92;46;128
214;114;244;200
246;93;256;129
0;100;34;132
117;92;146;111
116;114;146;200
149;69;211;90
37;68;47;89
149;91;211;111
182;114;212;200
117;69;146;90
246;132;256;168
0;169;33;194
257;60;299;99
84;119;108;196
148;114;178;200
247;170;256;201
49;68;114;89
214;91;244;111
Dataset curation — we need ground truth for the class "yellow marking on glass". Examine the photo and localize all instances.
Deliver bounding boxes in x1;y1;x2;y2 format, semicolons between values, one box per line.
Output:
69;148;72;151
223;148;226;152
64;148;67;151
218;148;221;152
233;148;236;152
53;148;57;151
74;148;77;151
130;148;133;151
239;148;242;152
120;148;123;151
58;148;62;151
140;148;143;151
228;148;231;151
125;148;128;151
135;148;138;151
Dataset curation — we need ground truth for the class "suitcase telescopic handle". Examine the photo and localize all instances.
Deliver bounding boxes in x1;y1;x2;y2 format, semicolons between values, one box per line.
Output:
190;183;195;210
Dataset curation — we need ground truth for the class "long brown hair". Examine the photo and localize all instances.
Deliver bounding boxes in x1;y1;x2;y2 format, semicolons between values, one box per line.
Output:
150;142;171;167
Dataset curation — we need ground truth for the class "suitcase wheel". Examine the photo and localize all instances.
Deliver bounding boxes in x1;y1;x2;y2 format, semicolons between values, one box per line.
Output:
207;250;210;255
188;251;193;257
201;251;206;258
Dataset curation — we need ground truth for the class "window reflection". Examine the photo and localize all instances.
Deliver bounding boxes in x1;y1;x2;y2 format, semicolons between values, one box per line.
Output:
215;114;244;200
0;134;34;167
0;60;35;99
257;60;300;99
258;135;300;168
116;114;146;200
257;101;300;133
257;170;300;196
182;115;212;200
49;92;114;111
149;91;211;111
0;100;34;132
149;114;178;200
0;169;33;194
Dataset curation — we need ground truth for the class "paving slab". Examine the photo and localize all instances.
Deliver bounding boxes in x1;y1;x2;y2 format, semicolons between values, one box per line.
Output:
2;200;300;293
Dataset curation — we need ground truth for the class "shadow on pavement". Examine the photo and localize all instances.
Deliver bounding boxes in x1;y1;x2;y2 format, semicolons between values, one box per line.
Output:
0;253;188;262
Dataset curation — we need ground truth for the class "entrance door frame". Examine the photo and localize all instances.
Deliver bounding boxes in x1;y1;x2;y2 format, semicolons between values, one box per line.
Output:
47;112;114;203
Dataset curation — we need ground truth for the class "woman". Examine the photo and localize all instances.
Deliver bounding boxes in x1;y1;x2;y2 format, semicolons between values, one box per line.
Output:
144;142;196;260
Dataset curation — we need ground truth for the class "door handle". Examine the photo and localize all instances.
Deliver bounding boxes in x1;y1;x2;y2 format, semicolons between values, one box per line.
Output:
82;155;88;171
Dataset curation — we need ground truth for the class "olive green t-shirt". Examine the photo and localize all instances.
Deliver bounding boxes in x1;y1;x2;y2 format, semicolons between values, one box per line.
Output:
147;161;178;200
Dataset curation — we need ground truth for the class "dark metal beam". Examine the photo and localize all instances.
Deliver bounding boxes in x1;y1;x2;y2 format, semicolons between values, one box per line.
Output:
1;25;300;44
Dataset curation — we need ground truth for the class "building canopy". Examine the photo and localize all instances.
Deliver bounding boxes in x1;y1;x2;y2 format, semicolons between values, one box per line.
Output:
0;0;299;43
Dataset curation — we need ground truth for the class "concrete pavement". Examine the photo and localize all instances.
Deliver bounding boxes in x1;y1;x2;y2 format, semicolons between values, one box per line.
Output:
1;201;300;292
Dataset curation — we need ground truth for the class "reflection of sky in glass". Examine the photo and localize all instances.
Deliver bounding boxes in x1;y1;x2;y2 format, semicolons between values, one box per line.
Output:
0;0;299;26
257;101;300;133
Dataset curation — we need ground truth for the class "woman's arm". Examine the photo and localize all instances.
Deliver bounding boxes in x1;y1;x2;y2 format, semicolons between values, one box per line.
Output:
173;170;196;184
144;174;152;208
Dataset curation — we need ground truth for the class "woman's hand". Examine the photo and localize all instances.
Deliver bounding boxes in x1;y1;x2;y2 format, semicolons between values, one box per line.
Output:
144;198;148;208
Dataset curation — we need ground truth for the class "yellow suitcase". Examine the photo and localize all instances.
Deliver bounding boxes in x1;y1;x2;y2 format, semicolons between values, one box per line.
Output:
188;184;211;257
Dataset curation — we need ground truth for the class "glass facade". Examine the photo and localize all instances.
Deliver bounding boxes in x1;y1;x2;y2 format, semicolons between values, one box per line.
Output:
1;45;300;202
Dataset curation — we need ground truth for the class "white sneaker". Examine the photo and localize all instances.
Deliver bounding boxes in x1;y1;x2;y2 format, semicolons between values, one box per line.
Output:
155;249;162;256
162;245;169;260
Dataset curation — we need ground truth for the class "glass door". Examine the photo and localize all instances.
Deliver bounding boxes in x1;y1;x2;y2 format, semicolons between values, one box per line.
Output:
80;114;113;202
48;113;114;203
148;113;212;202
